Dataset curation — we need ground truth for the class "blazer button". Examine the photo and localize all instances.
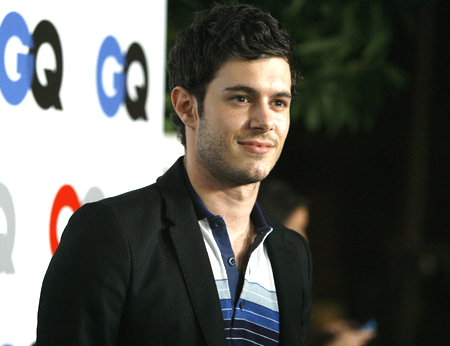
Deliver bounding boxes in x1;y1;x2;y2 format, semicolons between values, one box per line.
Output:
228;257;236;266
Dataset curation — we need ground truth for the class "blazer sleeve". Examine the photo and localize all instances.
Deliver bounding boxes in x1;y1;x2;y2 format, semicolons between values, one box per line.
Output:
298;234;313;346
36;202;130;346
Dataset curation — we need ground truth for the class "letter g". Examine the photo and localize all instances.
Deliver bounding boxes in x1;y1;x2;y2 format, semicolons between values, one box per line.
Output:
0;12;34;105
96;36;125;117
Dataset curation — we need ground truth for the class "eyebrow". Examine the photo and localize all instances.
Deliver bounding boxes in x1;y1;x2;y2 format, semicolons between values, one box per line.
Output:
223;85;292;99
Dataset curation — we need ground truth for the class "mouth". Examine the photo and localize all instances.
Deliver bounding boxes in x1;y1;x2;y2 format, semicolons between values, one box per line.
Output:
237;139;275;154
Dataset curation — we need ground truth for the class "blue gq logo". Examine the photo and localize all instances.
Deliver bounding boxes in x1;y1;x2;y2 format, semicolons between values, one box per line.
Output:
0;12;63;109
96;36;148;120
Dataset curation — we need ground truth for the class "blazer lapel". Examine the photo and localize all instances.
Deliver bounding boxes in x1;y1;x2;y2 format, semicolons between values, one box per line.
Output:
157;157;227;346
266;229;305;345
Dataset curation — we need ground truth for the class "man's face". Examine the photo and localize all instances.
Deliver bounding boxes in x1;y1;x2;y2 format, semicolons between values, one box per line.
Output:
195;57;292;186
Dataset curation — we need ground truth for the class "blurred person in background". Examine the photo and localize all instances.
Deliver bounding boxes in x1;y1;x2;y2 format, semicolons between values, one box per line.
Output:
258;178;376;346
257;178;310;240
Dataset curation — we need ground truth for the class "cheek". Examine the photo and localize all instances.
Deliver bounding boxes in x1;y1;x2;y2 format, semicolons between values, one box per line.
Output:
277;116;290;142
205;104;243;130
221;115;248;137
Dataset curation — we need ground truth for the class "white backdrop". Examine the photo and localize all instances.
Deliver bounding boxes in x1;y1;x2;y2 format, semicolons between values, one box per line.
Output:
0;2;183;345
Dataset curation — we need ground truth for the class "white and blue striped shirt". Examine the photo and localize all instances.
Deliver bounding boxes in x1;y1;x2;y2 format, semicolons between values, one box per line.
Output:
186;176;279;346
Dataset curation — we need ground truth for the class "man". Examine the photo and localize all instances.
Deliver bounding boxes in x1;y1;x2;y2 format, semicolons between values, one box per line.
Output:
36;3;312;345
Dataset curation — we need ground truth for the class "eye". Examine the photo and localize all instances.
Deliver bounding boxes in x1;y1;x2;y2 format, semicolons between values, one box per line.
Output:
273;99;288;108
232;95;249;103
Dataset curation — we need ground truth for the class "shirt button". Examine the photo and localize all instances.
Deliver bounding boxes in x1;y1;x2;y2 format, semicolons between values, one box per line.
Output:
239;301;244;309
214;219;224;228
228;257;236;266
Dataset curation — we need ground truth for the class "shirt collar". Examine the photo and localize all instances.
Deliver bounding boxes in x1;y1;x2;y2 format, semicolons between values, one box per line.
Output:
183;165;270;230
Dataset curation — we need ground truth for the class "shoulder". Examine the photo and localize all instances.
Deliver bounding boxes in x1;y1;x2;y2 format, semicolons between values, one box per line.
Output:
270;217;309;248
62;182;167;250
85;156;187;221
72;183;161;224
97;183;163;214
268;219;312;277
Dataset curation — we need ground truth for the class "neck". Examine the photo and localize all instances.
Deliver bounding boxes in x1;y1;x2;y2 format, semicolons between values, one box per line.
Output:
184;155;259;229
184;155;259;269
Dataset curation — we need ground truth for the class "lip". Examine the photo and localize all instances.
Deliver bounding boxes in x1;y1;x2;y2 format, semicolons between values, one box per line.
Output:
238;140;275;154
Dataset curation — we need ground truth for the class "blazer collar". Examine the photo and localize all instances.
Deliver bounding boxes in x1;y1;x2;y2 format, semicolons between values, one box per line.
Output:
156;157;227;346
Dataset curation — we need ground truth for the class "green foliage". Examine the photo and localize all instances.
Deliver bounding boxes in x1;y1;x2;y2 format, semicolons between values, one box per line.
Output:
165;0;418;135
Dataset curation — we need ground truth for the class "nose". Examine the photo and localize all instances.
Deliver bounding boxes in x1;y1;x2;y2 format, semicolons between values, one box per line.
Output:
248;101;274;132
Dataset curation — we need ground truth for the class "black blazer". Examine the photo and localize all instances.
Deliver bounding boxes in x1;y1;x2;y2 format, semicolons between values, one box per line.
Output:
36;157;312;345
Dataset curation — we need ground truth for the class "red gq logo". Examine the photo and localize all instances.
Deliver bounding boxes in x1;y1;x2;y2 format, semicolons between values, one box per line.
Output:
49;185;80;254
49;185;104;254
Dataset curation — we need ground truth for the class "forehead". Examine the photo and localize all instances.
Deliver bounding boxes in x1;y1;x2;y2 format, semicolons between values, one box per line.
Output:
210;57;292;93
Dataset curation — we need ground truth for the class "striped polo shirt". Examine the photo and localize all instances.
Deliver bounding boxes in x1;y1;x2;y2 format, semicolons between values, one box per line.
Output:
186;175;279;345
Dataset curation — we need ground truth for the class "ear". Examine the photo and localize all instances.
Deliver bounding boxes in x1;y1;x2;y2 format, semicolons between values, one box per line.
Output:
171;86;200;129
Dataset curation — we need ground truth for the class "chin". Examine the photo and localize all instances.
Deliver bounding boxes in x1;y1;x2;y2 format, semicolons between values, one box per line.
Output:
239;164;272;184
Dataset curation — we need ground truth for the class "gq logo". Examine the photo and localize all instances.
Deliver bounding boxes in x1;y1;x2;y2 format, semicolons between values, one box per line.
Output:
0;12;63;109
96;36;148;120
49;185;104;254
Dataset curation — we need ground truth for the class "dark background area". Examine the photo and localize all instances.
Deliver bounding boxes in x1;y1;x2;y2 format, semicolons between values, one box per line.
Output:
272;1;449;344
167;1;449;344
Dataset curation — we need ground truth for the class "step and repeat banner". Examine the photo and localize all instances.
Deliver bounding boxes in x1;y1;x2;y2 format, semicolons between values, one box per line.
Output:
0;1;182;345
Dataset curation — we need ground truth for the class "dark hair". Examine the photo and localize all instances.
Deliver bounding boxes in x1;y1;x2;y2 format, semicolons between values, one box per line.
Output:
167;3;299;147
257;178;308;224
